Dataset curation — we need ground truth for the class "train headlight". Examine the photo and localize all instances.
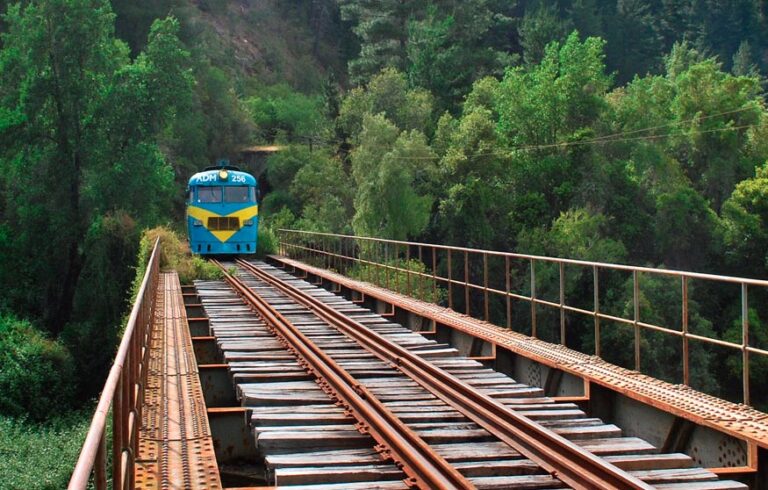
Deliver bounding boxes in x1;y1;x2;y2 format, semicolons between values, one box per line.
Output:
244;219;254;226
193;219;203;226
218;169;229;180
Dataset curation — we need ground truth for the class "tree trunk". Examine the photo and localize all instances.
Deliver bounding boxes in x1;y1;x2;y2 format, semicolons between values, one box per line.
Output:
50;240;84;335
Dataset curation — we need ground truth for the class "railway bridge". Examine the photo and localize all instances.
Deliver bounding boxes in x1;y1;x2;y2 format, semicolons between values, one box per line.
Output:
70;230;768;489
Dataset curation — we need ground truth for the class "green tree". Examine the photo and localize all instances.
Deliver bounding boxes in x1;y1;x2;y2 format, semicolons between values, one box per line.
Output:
731;40;760;77
517;208;627;345
111;0;177;54
658;0;695;49
292;152;354;233
0;314;75;419
351;113;435;239
246;83;328;144
433;99;511;249
195;64;254;159
602;0;663;84
406;3;506;111
654;186;722;270
691;0;760;71
0;2;188;335
518;3;573;66
518;208;627;263
721;163;768;276
497;32;611;147
336;0;423;84
670;58;764;209
569;0;602;39
338;67;433;141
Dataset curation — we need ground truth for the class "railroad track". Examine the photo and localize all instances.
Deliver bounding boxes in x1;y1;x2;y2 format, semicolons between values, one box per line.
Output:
194;260;747;489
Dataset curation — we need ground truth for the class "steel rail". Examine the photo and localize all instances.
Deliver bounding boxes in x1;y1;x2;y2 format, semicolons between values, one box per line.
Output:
213;260;473;490
238;259;654;490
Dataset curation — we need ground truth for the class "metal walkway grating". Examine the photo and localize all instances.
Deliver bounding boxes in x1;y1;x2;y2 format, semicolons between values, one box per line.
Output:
135;272;222;489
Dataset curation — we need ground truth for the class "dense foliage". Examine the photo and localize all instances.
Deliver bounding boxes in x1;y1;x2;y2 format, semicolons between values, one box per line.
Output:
2;2;768;480
254;15;768;407
0;410;92;489
0;314;75;419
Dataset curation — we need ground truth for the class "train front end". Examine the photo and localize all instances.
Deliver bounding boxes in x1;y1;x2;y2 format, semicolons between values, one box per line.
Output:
187;167;259;255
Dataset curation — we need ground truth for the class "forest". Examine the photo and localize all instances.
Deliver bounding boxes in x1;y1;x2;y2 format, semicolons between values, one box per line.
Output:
1;0;768;486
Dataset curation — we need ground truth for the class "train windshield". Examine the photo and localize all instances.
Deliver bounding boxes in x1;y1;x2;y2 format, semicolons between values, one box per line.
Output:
224;186;251;203
197;186;222;203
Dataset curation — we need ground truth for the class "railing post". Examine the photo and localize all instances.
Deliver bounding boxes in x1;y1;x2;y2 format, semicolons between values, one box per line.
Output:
432;247;437;303
406;244;411;297
372;240;377;285
324;235;329;269
385;242;390;290
506;256;512;329
95;432;107;489
447;249;453;310
682;277;690;386
530;259;537;338
634;270;641;372
464;251;470;316
483;253;489;322
742;283;750;406
418;245;423;300
560;262;566;345
594;266;601;357
113;377;123;490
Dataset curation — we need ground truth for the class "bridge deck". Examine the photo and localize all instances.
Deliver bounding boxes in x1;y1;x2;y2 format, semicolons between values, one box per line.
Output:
135;272;222;489
269;255;768;459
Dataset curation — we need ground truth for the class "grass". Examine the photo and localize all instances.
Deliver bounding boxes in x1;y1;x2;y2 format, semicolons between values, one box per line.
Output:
0;409;92;490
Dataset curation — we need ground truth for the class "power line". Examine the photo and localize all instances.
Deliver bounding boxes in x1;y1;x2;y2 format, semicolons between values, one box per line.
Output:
264;105;764;162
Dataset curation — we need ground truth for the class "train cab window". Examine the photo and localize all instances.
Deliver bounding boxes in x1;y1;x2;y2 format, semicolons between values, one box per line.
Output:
197;186;222;203
250;187;257;202
224;186;250;203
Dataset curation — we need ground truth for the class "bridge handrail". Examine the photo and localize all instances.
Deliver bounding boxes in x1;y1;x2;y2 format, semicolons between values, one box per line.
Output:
278;229;767;406
69;238;161;490
278;229;768;287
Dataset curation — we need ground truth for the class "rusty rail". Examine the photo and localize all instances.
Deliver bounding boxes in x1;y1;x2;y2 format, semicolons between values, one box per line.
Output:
214;260;472;489
278;229;768;406
69;238;161;490
237;259;653;490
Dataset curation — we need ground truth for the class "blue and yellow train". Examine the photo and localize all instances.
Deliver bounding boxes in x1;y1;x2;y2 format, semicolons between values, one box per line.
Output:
187;164;259;255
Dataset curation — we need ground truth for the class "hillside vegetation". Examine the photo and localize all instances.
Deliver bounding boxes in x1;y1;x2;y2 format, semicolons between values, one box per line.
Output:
1;1;768;486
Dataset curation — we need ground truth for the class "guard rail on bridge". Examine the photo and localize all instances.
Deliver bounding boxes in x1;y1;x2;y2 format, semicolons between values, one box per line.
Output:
69;239;161;490
278;229;768;407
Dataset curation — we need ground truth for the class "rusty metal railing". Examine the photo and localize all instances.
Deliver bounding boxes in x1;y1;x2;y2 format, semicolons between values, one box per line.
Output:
236;258;652;489
69;238;161;490
278;229;768;406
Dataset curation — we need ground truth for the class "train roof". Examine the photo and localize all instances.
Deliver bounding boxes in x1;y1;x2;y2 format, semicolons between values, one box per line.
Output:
188;168;257;186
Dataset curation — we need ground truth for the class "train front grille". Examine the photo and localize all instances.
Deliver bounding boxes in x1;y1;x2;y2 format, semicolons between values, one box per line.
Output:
207;216;240;231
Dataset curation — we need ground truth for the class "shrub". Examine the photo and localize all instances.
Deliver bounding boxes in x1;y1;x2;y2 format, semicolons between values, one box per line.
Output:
256;225;279;258
138;226;223;284
349;259;447;304
0;409;92;489
0;314;75;420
